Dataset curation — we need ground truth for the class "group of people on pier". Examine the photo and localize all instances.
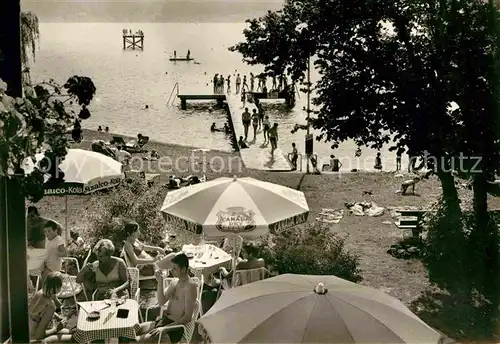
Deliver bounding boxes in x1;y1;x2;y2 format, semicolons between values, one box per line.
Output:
211;71;292;95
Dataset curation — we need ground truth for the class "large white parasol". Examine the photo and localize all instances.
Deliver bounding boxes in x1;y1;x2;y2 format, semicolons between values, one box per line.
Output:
160;176;309;238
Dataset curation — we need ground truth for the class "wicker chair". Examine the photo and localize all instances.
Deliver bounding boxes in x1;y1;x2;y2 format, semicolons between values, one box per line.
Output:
157;300;201;344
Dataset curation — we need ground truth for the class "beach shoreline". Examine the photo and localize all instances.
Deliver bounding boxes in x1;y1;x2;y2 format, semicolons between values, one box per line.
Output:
81;129;423;175
81;129;234;154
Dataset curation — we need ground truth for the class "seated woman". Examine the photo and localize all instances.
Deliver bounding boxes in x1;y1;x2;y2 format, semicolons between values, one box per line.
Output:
76;239;129;300
123;221;169;276
29;271;72;342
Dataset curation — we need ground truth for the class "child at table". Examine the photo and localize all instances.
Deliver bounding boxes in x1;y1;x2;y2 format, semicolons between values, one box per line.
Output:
29;271;73;342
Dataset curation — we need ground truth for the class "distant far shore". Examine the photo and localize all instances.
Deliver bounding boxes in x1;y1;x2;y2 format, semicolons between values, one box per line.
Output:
21;1;284;23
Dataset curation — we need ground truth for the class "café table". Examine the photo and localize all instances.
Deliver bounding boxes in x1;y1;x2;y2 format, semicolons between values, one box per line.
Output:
182;244;232;281
27;247;45;277
73;299;141;344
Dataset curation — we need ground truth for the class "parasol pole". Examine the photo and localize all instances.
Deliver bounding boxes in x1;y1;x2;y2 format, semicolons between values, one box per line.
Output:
230;235;243;273
64;196;69;247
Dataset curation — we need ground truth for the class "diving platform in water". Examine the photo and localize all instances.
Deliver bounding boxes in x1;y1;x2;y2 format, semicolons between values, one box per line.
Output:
122;29;144;50
177;93;226;109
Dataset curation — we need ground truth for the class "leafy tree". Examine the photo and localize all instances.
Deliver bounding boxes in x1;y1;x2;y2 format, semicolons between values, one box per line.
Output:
230;0;500;310
231;0;498;208
0;76;96;201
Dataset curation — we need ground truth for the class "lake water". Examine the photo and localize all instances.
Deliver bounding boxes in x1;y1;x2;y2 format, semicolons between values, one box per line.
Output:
28;19;409;171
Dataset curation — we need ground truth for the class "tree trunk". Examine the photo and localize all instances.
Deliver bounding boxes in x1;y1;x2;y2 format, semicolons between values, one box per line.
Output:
472;173;499;293
0;177;9;343
471;172;499;336
436;168;461;216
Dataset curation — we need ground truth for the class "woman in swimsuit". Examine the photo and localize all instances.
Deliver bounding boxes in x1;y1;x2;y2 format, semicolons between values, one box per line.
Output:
77;239;129;300
123;221;168;276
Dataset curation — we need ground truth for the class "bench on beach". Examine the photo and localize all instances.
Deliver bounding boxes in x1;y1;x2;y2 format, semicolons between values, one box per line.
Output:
395;210;427;237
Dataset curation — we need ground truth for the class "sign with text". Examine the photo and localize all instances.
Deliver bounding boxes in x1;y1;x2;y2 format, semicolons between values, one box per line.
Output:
216;207;257;234
44;177;122;196
269;212;309;234
162;213;203;235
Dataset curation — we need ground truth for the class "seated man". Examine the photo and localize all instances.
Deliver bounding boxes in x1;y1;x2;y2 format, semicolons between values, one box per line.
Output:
136;253;198;344
238;136;248;149
401;177;420;195
219;242;265;279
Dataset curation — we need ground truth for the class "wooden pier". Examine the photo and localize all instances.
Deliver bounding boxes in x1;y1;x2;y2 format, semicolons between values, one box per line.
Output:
177;92;292;171
248;85;296;107
122;29;144;50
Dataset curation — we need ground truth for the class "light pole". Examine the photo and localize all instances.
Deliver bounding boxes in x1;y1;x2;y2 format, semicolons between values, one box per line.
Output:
295;22;313;174
305;56;312;174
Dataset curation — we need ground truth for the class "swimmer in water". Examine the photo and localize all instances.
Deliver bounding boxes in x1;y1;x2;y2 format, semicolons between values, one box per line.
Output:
145;105;149;109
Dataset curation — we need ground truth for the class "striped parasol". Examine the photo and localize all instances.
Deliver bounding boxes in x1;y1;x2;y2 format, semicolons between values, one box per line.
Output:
160;176;309;238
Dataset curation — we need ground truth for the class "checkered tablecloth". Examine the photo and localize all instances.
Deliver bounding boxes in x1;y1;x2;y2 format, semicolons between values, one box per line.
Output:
73;299;141;344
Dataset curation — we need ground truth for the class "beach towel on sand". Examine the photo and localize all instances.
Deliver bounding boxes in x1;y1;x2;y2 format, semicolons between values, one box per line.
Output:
345;202;385;217
316;209;344;224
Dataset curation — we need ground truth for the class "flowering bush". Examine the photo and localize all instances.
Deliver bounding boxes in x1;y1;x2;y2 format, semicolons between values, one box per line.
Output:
0;77;96;202
268;222;363;282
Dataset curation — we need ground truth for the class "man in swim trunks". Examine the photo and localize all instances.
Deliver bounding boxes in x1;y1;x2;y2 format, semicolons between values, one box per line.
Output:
262;115;270;143
401;177;420;195
257;105;264;130
291;143;298;170
242;107;251;140
213;74;218;94
136;253;198;344
268;123;278;155
251;109;259;141
236;74;241;94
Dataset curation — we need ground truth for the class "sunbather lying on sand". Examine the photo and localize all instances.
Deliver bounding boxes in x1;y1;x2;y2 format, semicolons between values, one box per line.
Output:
167;175;206;189
125;133;150;152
